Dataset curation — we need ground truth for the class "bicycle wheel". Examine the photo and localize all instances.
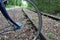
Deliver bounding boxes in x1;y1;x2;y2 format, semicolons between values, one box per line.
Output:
0;0;42;40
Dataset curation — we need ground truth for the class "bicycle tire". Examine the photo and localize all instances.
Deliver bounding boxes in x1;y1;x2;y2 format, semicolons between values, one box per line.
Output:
0;0;42;40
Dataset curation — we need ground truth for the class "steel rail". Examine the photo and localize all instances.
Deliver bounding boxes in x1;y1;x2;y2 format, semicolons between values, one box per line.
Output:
28;9;60;21
22;9;37;31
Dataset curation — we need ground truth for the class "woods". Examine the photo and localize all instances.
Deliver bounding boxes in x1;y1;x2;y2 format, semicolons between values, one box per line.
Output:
6;0;60;15
7;0;22;6
34;0;60;15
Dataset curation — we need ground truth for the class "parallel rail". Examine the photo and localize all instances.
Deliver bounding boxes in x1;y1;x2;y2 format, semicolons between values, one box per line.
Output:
28;9;60;21
41;12;60;20
22;9;37;31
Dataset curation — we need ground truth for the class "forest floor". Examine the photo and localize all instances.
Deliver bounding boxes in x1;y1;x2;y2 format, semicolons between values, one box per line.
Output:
0;8;60;40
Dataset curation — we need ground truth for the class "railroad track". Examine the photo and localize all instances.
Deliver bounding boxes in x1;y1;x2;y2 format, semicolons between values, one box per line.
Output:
1;8;60;40
1;0;60;40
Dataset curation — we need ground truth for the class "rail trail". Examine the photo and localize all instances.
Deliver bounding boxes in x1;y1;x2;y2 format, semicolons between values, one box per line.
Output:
0;8;60;40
